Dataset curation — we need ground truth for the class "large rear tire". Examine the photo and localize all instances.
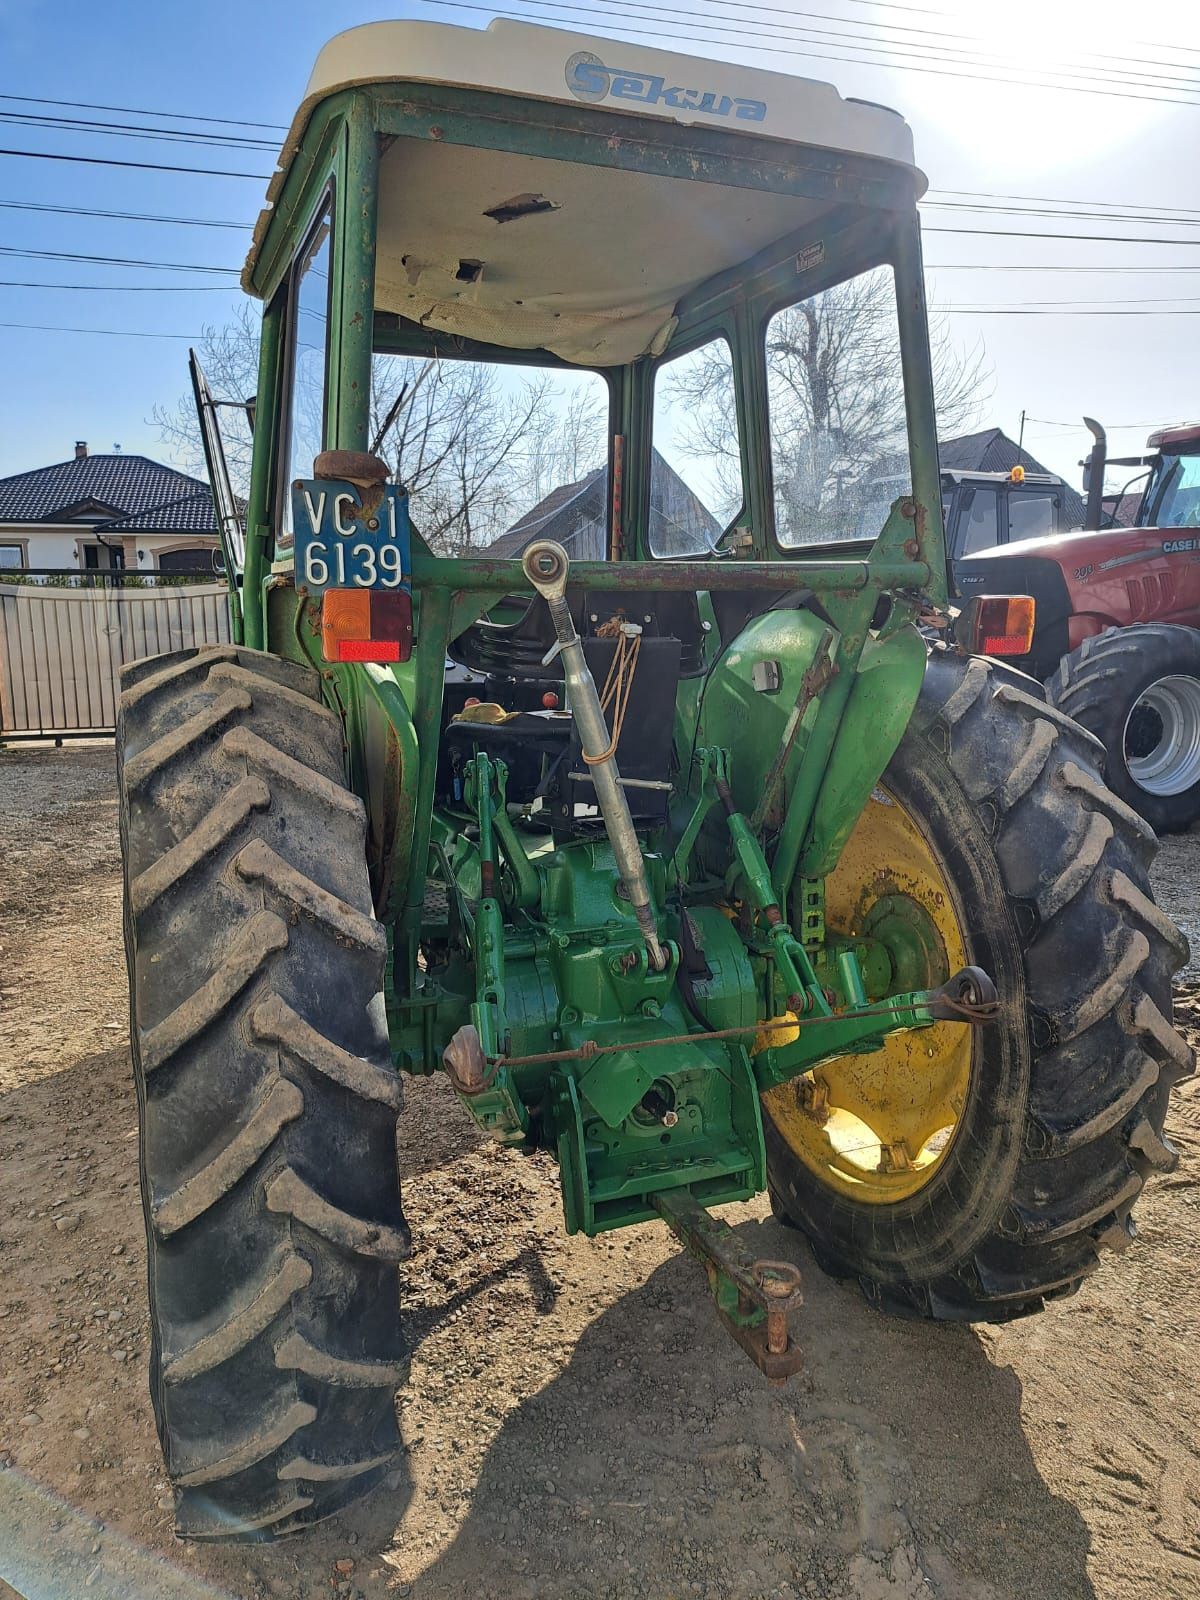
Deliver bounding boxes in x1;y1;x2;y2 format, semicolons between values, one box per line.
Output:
766;653;1193;1320
1047;622;1200;834
117;643;408;1539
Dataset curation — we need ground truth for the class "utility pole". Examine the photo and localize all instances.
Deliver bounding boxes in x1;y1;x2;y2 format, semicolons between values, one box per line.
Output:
1016;409;1026;469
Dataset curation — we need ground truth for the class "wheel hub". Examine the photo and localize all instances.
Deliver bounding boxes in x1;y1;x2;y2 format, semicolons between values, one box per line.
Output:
1123;673;1200;797
761;785;975;1204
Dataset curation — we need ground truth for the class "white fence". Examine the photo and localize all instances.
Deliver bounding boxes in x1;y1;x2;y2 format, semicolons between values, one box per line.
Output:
0;582;231;737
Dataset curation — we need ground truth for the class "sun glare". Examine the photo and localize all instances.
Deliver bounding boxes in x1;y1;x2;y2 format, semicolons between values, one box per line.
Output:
907;0;1189;171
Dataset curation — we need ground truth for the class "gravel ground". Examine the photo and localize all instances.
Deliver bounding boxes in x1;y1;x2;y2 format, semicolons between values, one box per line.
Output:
2;745;1199;1600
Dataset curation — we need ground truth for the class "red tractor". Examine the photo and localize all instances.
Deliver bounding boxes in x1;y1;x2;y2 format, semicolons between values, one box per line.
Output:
956;420;1200;832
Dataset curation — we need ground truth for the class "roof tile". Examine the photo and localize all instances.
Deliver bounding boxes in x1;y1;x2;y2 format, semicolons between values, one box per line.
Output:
0;453;215;532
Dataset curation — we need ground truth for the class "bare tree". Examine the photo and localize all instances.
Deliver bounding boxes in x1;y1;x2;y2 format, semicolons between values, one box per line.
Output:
155;315;606;554
665;266;990;543
370;357;603;553
514;383;609;509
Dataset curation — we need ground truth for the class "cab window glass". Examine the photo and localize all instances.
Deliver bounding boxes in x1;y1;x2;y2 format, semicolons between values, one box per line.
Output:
768;266;905;547
650;336;743;556
370;353;607;555
282;207;331;537
1148;452;1200;528
960;488;999;555
1008;492;1057;542
849;476;908;540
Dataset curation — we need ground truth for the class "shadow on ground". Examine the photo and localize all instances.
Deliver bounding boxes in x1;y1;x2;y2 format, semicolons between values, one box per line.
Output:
0;1037;1096;1600
401;1212;1096;1600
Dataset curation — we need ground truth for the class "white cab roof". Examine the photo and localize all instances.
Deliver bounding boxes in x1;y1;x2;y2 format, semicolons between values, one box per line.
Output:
302;19;911;159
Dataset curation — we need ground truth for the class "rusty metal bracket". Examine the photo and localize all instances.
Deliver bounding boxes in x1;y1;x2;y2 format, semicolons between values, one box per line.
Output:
652;1188;804;1385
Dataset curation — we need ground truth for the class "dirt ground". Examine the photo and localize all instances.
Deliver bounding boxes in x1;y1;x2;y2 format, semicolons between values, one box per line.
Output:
2;745;1200;1600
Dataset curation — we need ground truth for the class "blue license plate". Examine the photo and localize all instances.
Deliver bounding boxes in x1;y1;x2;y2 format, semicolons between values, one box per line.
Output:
291;479;411;594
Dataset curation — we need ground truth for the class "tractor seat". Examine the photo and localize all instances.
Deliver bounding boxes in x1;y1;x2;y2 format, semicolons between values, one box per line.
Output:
439;633;681;826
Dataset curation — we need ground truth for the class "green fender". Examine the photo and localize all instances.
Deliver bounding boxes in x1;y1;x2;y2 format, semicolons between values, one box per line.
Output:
800;623;927;880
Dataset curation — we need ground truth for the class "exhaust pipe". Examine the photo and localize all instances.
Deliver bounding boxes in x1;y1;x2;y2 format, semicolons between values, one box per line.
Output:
522;540;667;971
1083;416;1107;532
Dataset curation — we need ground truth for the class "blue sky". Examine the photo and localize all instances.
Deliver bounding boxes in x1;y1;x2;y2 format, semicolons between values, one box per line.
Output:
0;0;1197;489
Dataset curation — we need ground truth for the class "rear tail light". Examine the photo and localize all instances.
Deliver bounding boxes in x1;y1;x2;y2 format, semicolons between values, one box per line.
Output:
320;588;413;664
963;595;1036;657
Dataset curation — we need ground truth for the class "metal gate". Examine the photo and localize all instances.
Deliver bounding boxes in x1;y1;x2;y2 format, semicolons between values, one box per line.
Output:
0;578;231;738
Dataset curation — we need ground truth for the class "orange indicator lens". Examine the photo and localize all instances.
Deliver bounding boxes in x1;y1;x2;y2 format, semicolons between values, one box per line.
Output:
968;595;1036;657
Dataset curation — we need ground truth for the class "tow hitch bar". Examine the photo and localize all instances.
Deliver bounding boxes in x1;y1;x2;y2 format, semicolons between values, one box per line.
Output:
653;1189;805;1385
652;966;1000;1385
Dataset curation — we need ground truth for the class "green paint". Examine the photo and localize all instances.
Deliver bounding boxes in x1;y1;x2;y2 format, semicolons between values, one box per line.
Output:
753;987;941;1093
800;621;928;879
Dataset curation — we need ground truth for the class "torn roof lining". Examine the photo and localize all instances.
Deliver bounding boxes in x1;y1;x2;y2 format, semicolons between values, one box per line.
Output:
372;139;830;366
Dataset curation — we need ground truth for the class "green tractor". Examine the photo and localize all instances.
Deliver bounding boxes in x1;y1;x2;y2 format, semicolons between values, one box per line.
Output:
117;19;1191;1539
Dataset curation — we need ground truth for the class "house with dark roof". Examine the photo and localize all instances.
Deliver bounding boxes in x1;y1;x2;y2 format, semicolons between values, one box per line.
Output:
0;442;221;575
488;449;722;560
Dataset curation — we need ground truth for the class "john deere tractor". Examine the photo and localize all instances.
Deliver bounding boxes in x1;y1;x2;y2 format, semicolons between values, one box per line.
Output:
116;20;1192;1539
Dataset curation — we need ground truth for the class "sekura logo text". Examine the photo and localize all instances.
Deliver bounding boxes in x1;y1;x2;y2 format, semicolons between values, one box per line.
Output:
565;50;768;121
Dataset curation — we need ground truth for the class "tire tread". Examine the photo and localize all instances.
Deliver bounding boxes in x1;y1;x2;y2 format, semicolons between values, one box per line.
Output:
117;644;407;1539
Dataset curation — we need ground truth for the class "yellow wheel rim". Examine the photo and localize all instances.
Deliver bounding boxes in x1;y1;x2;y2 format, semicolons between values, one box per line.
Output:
761;784;974;1204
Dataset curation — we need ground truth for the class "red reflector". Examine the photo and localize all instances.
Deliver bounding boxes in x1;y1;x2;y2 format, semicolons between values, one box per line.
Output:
335;637;402;662
982;635;1028;655
321;587;413;664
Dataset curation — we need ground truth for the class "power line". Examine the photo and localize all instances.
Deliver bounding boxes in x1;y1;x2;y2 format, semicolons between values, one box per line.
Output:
1024;417;1168;430
923;201;1200;228
774;0;1200;65
0;245;237;273
684;0;1200;90
0;147;268;179
955;296;1200;307
924;225;1200;247
0;280;237;291
646;0;1200;96
416;0;1200;109
926;263;1200;273
0;92;287;133
930;187;1200;219
0;200;251;231
944;307;1200;316
0;320;201;339
0;110;277;152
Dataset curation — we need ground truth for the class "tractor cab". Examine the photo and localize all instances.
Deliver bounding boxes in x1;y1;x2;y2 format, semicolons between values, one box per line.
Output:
233;20;945;607
226;15;949;922
856;465;1073;559
1082;416;1200;532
